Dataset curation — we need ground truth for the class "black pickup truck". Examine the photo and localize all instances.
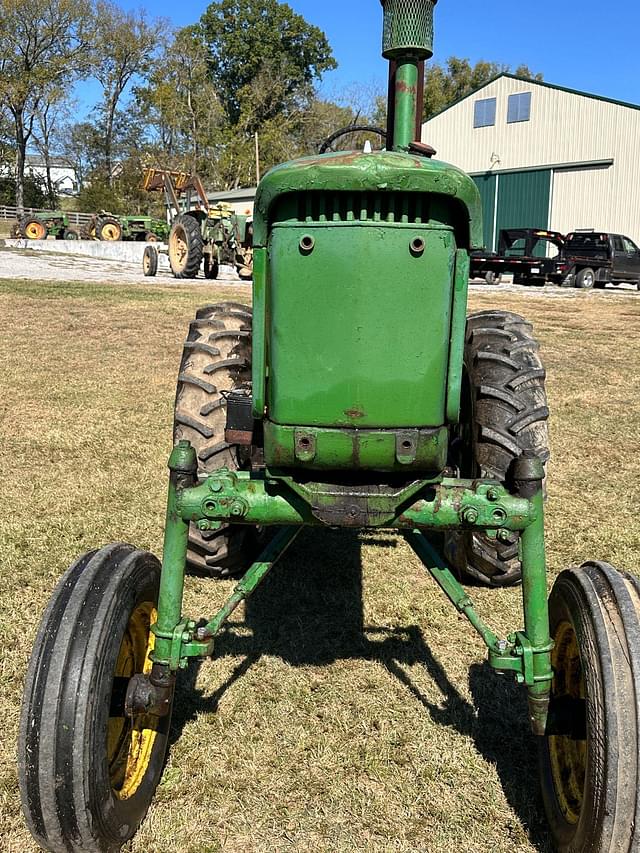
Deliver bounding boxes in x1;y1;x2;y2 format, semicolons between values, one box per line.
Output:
559;231;640;289
471;229;565;286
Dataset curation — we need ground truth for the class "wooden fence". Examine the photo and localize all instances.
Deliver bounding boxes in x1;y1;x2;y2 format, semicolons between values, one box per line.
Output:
0;206;93;226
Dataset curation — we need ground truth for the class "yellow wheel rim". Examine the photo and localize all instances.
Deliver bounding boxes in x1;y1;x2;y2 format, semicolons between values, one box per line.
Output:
107;603;159;800
25;221;45;239
169;227;188;270
548;620;587;824
101;224;120;240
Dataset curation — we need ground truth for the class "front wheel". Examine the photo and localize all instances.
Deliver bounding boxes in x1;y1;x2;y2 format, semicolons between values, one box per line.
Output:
19;545;170;852
143;244;158;277
540;561;640;852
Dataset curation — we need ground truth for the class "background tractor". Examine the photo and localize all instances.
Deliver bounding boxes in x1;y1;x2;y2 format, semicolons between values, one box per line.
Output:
14;209;79;240
141;168;253;280
18;2;640;853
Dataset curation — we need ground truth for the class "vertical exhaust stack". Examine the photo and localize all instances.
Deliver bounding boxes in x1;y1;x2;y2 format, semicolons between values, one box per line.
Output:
381;0;437;150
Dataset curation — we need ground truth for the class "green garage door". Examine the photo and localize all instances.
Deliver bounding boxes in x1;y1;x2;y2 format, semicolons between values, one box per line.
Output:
495;170;551;250
472;173;496;251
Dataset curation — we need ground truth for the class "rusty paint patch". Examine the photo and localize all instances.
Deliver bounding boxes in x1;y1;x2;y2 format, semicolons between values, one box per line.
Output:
395;80;417;94
344;408;365;419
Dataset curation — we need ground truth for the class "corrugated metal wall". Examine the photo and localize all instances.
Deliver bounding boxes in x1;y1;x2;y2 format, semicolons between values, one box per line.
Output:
472;173;496;249
423;77;640;242
496;170;551;237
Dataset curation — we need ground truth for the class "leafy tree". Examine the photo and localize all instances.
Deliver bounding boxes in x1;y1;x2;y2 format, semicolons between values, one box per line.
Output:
0;173;48;207
136;25;224;173
201;0;336;126
91;2;161;184
75;177;122;213
0;0;94;212
423;58;543;120
33;98;75;206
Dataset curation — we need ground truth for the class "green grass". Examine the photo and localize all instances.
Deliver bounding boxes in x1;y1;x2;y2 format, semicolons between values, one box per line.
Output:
1;279;639;852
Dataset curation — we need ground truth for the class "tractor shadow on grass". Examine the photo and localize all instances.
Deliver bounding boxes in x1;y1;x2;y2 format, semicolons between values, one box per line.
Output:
169;527;550;852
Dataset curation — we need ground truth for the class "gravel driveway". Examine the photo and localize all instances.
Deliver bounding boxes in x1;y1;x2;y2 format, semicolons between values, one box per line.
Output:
0;245;246;286
0;244;638;296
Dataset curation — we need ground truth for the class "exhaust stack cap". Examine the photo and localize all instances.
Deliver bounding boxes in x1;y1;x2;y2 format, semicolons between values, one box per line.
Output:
380;0;437;60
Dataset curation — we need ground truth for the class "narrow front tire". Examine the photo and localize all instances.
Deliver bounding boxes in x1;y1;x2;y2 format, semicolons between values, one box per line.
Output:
540;561;640;852
19;545;170;852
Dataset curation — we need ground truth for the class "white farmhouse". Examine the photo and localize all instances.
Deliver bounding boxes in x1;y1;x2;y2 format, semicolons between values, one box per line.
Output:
24;154;78;196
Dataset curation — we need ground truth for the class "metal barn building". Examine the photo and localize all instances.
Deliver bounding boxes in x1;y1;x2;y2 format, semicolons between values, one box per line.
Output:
421;74;640;250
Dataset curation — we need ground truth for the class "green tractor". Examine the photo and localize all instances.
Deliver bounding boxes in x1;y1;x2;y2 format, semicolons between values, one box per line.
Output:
119;214;170;242
18;2;640;852
141;168;253;280
15;210;79;240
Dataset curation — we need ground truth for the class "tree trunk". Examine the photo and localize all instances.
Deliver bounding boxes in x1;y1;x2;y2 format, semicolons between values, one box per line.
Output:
15;128;26;216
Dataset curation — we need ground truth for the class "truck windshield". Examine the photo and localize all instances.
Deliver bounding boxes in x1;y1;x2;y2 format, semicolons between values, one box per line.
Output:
566;234;609;251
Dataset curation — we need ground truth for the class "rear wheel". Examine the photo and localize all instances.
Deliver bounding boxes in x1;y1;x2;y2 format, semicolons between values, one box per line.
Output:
63;227;79;240
540;561;640;852
19;545;170;852
485;271;502;285
575;267;595;289
143;245;158;277
20;216;47;240
173;302;261;576
97;215;122;241
446;310;550;586
168;214;203;279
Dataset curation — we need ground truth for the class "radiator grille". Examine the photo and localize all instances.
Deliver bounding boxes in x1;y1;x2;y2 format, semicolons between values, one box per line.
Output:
287;192;429;225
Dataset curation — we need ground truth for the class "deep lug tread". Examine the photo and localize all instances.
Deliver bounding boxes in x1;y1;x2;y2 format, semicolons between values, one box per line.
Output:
446;310;550;587
169;213;204;279
174;302;260;577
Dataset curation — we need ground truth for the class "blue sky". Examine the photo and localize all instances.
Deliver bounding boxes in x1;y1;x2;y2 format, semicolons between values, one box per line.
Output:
97;0;640;114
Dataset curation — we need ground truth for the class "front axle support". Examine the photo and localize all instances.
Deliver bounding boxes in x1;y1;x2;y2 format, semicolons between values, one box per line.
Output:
149;441;553;735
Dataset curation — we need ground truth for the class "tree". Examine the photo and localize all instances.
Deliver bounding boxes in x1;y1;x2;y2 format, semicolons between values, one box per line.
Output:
0;0;94;213
423;58;543;120
201;0;336;126
92;2;161;184
33;98;75;206
136;25;224;174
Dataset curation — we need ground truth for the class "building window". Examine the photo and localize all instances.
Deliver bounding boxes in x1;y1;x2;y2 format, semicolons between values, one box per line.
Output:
507;92;532;123
474;98;496;128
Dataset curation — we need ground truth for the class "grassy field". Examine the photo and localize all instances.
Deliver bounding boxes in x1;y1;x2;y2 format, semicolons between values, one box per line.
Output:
1;278;639;853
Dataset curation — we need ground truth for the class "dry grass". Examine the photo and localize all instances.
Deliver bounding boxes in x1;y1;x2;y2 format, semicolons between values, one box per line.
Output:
0;221;14;238
1;279;639;853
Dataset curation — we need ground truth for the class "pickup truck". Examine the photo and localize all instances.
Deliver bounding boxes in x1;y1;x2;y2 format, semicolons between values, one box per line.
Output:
559;231;640;289
470;228;565;286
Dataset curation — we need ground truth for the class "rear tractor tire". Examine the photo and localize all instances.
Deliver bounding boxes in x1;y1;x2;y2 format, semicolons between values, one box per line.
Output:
97;215;123;241
540;561;640;852
173;302;261;577
20;216;47;240
168;213;203;279
446;310;550;586
19;544;170;852
143;245;158;277
63;227;79;240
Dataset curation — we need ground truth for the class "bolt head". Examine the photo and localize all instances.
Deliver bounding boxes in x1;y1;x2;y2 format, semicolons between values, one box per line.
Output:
497;529;511;543
230;501;245;517
196;520;210;531
209;480;223;493
487;487;500;502
461;507;479;524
